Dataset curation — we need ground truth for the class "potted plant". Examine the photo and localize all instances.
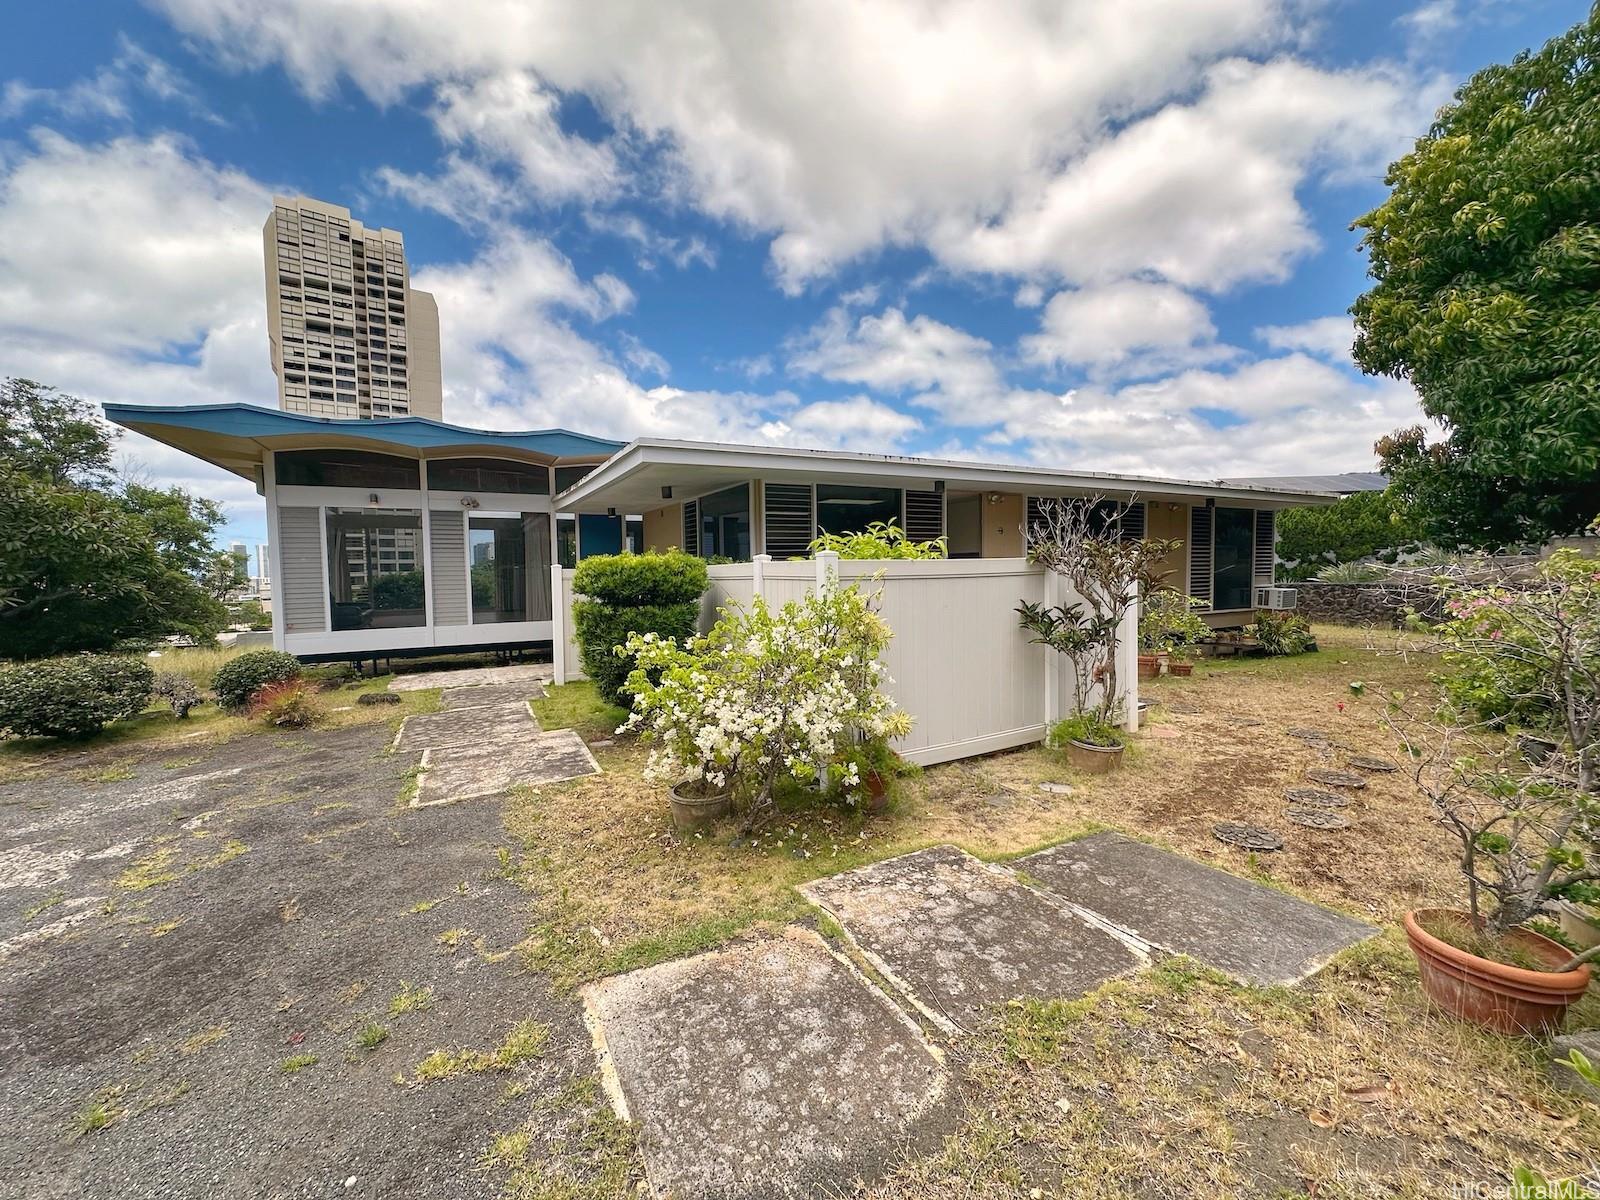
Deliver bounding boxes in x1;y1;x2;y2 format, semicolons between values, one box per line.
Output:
1049;712;1127;774
1140;590;1210;677
833;736;906;814
1388;549;1600;1034
622;584;912;833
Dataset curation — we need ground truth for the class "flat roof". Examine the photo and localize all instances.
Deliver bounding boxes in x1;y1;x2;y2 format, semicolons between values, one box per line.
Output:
1222;471;1388;494
103;402;624;483
555;438;1343;513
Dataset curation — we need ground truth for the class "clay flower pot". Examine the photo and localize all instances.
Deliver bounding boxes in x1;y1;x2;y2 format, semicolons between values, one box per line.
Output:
669;779;731;833
1167;661;1194;677
1137;654;1166;680
1064;739;1125;774
1403;909;1592;1036
862;769;891;814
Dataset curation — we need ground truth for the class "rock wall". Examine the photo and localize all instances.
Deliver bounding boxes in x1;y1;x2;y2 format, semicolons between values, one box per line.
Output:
1291;581;1444;628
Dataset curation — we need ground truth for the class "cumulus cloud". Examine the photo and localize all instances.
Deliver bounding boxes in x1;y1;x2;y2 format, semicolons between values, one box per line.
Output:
0;36;210;124
1255;315;1355;363
763;395;922;453
150;0;1437;290
1022;281;1238;379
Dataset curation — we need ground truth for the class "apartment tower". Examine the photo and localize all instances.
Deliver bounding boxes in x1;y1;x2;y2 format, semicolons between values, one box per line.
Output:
263;196;443;420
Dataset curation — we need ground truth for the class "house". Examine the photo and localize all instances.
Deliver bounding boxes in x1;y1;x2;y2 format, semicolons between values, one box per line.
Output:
105;403;1339;661
555;438;1338;625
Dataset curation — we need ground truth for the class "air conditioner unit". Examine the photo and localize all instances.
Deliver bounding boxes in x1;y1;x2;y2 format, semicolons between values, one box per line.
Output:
1254;586;1298;610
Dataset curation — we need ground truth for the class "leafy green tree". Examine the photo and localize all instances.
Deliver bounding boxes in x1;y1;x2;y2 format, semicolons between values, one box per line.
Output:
1351;8;1600;548
0;378;116;487
0;379;231;657
1276;490;1428;579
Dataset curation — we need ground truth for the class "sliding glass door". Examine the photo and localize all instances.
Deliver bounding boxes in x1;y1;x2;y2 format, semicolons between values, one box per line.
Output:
1212;507;1255;611
468;512;552;623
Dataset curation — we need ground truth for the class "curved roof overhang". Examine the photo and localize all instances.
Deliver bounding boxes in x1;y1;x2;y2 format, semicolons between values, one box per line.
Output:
103;402;624;484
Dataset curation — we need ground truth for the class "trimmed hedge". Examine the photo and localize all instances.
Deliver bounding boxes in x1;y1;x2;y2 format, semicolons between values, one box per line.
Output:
212;649;302;712
571;552;710;706
0;656;154;739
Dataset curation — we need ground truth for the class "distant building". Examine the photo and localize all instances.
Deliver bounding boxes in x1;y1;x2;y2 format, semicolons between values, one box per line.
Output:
263;195;443;421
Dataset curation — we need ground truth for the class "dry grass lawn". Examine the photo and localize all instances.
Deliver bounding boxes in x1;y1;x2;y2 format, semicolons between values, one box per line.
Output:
507;624;1600;1198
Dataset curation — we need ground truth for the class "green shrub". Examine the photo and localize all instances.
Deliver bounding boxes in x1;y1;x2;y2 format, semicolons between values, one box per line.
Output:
1245;610;1315;656
0;656;154;739
211;649;302;712
574;600;699;706
572;552;710;706
808;520;946;560
572;551;709;607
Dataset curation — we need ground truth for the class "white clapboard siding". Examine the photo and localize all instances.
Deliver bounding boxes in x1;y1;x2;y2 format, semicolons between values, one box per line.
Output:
277;506;327;634
430;511;469;626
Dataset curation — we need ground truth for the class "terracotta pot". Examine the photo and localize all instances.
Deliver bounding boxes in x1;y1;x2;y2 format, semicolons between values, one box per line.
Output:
1402;908;1591;1036
669;780;731;833
1559;902;1600;952
1064;739;1124;774
1167;661;1193;677
1137;654;1165;680
863;769;891;814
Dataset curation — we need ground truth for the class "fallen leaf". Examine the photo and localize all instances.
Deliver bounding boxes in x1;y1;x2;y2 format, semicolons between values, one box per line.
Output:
1307;1109;1337;1129
1342;1083;1390;1103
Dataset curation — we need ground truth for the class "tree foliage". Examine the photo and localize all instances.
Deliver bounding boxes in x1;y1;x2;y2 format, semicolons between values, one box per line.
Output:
1276;490;1427;579
0;378;231;657
1351;9;1600;548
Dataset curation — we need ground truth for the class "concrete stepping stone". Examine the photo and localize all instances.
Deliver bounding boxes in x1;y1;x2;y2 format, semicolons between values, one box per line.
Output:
1286;807;1351;830
1284;787;1349;809
440;683;546;710
1347;755;1398;773
1212;822;1283;851
393;701;536;752
1286;727;1329;743
800;845;1144;1035
1015;833;1377;987
1306;767;1368;789
387;662;551;692
582;927;957;1200
413;730;598;806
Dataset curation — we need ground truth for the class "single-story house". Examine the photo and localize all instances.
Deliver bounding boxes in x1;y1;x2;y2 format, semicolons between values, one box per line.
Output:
556;438;1337;625
105;403;1338;661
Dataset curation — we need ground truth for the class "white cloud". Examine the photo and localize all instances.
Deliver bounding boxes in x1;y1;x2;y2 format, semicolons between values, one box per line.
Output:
0;37;209;124
150;0;1436;291
0;131;268;353
582;211;717;271
1256;315;1354;363
764;395;921;453
1013;282;1046;309
1022;281;1237;378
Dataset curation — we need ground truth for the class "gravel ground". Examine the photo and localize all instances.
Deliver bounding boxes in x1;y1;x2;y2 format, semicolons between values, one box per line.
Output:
0;724;590;1200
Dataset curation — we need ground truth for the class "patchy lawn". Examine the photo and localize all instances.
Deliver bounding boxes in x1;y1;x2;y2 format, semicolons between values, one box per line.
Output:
508;625;1600;1196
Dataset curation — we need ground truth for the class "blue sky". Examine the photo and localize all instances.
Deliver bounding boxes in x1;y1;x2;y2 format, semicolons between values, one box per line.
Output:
0;0;1586;550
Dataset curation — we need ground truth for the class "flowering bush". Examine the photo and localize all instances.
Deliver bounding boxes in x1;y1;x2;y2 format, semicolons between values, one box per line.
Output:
620;584;911;825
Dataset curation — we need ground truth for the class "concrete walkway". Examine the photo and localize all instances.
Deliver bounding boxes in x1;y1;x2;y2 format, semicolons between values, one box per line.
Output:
388;666;599;806
585;838;1378;1198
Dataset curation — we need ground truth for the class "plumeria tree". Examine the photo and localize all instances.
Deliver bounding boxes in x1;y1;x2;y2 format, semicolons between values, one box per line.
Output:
620;583;911;828
1387;548;1600;966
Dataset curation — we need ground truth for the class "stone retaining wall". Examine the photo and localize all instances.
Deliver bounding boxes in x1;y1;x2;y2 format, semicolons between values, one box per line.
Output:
1292;581;1445;628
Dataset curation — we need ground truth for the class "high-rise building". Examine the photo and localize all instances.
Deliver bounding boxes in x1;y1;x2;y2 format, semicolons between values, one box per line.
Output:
263;195;443;421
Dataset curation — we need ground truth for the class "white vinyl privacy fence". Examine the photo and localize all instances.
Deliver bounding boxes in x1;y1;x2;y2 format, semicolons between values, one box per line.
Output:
552;552;1138;767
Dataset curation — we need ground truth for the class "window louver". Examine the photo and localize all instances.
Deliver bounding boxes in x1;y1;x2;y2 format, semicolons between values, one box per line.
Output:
1189;505;1214;608
681;499;700;557
903;489;944;544
762;483;813;559
1253;509;1276;585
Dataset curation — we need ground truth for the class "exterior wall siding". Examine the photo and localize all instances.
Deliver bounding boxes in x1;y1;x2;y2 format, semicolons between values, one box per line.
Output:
642;503;682;552
277;505;327;634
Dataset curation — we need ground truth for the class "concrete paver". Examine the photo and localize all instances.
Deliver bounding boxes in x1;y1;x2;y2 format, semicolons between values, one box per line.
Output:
414;730;599;806
1014;832;1378;986
582;927;957;1200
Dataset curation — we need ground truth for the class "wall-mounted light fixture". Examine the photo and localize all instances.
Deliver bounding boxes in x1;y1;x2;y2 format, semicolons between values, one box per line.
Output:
661;485;673;500
607;506;618;517
459;496;480;509
987;493;1002;505
367;493;380;507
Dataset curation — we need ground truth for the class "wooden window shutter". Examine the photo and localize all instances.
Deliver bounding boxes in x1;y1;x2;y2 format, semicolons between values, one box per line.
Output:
682;499;700;557
1189;505;1214;608
762;483;813;558
1253;510;1276;586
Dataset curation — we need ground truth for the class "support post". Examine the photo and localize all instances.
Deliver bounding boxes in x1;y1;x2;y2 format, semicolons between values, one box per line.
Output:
1042;567;1062;729
551;563;568;685
752;553;770;603
1119;581;1141;732
814;549;840;594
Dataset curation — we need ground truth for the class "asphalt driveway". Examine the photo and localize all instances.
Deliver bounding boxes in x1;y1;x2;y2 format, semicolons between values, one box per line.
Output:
0;723;593;1200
